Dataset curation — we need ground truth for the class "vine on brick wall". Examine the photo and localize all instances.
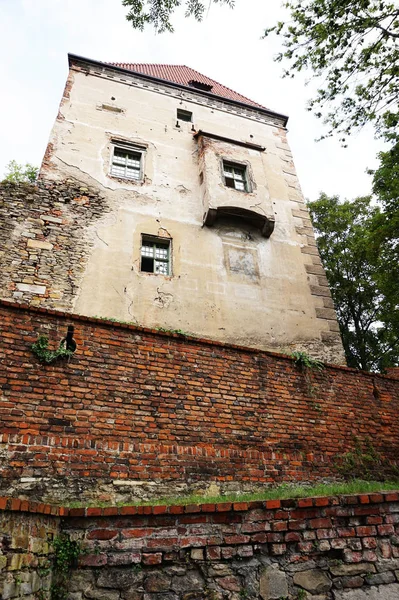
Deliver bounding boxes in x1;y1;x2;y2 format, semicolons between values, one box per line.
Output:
31;335;74;364
336;437;399;481
292;351;324;397
51;535;81;600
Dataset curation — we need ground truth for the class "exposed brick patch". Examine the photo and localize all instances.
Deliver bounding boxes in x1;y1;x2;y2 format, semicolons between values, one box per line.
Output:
0;179;109;311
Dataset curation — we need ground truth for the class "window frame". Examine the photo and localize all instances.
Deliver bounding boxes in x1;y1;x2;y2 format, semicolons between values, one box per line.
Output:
176;108;193;123
222;160;250;193
110;142;145;182
140;235;172;276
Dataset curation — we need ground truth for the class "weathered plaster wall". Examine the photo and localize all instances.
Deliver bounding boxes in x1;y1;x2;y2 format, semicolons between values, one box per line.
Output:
0;302;398;504
2;492;399;600
36;57;345;364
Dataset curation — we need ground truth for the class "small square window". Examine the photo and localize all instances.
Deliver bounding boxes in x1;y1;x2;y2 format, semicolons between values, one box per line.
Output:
223;161;248;192
111;145;143;181
141;236;171;275
177;109;193;122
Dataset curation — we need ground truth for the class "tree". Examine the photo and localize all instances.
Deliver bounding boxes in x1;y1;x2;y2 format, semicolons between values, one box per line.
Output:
264;0;399;144
122;0;398;144
2;160;38;184
122;0;233;33
308;193;399;372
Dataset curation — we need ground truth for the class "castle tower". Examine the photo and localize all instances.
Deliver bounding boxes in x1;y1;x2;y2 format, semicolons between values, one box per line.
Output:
36;55;343;363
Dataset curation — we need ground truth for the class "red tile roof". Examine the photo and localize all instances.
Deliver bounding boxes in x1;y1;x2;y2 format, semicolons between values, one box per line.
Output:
110;63;266;109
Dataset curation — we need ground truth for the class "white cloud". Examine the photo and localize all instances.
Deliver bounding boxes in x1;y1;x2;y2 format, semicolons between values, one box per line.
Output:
0;0;383;200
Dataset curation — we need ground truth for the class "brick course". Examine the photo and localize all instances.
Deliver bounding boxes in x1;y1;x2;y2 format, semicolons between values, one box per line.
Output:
0;300;398;503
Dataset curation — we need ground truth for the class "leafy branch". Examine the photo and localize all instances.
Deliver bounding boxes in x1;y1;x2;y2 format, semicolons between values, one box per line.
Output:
122;0;234;33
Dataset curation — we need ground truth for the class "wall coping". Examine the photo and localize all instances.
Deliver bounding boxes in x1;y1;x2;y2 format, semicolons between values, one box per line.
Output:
0;299;396;381
1;491;398;518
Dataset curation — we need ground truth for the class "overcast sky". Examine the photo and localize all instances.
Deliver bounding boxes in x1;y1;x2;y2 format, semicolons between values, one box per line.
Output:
0;0;384;201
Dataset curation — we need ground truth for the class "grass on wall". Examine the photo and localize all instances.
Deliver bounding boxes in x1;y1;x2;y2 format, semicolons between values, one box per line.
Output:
66;479;399;508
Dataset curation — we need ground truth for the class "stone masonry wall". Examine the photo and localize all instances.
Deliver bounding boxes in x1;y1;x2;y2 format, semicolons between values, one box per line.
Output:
0;499;60;600
1;492;399;600
0;300;398;504
0;180;109;310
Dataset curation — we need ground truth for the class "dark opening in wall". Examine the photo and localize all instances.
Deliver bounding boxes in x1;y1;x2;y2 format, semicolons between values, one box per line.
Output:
188;80;213;92
177;109;193;122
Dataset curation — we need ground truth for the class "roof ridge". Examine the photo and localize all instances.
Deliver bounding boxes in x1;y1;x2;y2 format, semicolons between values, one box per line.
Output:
108;62;266;110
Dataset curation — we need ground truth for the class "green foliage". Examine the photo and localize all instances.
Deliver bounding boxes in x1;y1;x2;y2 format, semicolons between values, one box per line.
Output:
31;335;74;364
369;139;399;317
51;535;80;600
291;351;324;397
291;351;324;371
156;326;189;336
336;437;399;481
297;590;307;600
308;193;399;372
2;160;38;183
122;0;234;33
264;0;399;144
64;479;399;508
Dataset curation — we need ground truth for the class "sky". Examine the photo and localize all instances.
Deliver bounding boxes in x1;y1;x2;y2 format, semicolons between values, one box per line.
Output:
0;0;385;201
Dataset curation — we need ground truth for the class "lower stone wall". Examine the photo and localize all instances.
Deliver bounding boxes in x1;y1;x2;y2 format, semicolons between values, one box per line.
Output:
0;501;60;600
1;492;399;599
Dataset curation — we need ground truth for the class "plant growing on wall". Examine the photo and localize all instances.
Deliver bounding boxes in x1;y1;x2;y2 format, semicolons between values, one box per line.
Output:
31;335;74;364
291;351;324;397
51;535;80;600
336;437;399;481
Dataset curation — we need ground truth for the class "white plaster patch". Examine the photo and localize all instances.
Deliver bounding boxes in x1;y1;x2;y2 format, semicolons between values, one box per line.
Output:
207;281;226;294
233;285;258;300
16;283;46;295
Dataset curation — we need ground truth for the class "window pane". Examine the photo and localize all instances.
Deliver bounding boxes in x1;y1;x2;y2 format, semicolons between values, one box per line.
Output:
141;243;154;257
155;247;168;259
111;165;126;177
234;170;245;182
126;167;140;180
155;261;169;275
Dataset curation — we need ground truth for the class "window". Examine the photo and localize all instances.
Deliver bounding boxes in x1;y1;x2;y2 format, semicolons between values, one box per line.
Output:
188;80;213;92
141;236;171;275
223;161;248;192
111;145;143;181
177;109;193;122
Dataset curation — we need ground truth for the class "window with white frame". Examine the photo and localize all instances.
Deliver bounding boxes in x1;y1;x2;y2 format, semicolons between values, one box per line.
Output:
140;236;171;275
223;161;248;192
111;145;143;181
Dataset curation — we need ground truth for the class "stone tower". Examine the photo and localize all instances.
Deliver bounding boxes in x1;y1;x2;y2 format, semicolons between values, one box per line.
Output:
22;54;346;363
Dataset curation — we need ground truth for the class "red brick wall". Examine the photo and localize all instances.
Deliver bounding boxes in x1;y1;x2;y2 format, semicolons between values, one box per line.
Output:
0;300;398;502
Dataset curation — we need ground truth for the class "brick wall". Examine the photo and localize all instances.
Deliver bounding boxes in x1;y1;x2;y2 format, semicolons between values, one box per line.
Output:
1;493;399;599
0;300;398;504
